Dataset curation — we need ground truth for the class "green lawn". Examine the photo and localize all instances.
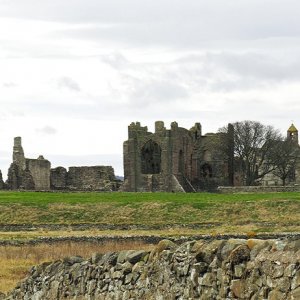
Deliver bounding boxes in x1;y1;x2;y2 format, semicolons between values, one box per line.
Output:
0;191;299;234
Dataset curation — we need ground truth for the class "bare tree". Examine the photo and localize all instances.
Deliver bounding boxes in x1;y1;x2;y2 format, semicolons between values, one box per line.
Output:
219;120;282;186
271;139;299;186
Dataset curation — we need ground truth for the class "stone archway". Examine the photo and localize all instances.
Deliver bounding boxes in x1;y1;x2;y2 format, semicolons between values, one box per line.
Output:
141;140;161;174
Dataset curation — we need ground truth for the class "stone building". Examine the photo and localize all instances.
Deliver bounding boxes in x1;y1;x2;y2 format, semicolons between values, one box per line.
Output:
122;121;233;192
7;137;51;190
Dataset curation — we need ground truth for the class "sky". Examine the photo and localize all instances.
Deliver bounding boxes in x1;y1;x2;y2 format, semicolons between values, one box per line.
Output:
1;0;300;178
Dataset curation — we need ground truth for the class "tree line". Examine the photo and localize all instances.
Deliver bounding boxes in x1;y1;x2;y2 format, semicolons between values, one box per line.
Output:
219;120;299;186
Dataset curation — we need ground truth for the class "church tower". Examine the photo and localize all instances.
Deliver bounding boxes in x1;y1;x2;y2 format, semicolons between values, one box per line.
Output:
287;123;298;144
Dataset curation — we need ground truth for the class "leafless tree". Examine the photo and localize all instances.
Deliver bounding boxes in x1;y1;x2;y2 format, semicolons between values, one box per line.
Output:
219;120;282;186
271;139;299;186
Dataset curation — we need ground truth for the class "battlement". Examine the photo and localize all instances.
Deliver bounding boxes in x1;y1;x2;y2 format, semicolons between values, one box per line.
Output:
189;122;202;139
128;122;149;138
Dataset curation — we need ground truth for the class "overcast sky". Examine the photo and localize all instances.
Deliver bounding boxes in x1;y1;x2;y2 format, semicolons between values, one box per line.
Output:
1;0;300;178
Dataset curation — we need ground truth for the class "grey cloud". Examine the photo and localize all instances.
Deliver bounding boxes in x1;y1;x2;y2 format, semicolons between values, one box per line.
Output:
177;52;300;78
50;23;209;49
3;1;300;48
3;82;17;88
172;52;300;92
206;52;300;81
131;79;188;105
0;0;168;23
100;53;129;69
14;96;123;121
9;110;25;117
57;77;81;92
100;50;300;106
36;126;57;135
115;73;189;107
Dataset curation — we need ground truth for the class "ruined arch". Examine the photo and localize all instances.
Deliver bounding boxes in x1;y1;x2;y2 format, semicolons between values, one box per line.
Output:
141;140;161;174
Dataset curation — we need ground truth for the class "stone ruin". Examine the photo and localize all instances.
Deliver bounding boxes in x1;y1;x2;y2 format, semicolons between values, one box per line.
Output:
122;121;234;192
7;137;51;190
0;122;235;192
1;119;233;193
4;137;119;191
3;120;300;192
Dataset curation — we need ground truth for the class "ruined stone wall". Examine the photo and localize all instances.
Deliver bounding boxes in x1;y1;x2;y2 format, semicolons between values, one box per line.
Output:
26;156;51;190
6;137;119;191
51;166;119;191
170;125;195;181
7;158;51;191
50;167;68;190
67;166;116;191
6;137;51;190
6;238;300;299
6;163;36;190
6;163;21;190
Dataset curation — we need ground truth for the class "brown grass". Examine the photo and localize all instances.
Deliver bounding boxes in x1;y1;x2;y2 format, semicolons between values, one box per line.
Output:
0;240;154;294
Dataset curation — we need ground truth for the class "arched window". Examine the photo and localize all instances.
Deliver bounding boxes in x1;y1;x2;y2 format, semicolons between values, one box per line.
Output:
141;140;161;174
201;163;213;178
178;150;184;174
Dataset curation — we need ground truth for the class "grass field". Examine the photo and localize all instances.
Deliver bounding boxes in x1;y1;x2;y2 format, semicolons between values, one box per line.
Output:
0;191;299;233
0;191;299;294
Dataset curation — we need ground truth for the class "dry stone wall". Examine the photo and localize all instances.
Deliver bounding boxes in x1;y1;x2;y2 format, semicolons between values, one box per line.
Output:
6;238;300;299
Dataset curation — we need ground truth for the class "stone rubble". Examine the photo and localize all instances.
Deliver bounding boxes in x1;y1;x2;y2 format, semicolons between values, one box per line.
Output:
5;238;300;299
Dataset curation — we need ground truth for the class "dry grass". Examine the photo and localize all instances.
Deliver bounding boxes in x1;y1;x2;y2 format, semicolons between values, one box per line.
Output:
0;240;154;294
0;219;299;242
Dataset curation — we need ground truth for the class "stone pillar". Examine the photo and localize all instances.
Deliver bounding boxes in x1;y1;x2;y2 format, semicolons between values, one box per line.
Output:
13;137;26;171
